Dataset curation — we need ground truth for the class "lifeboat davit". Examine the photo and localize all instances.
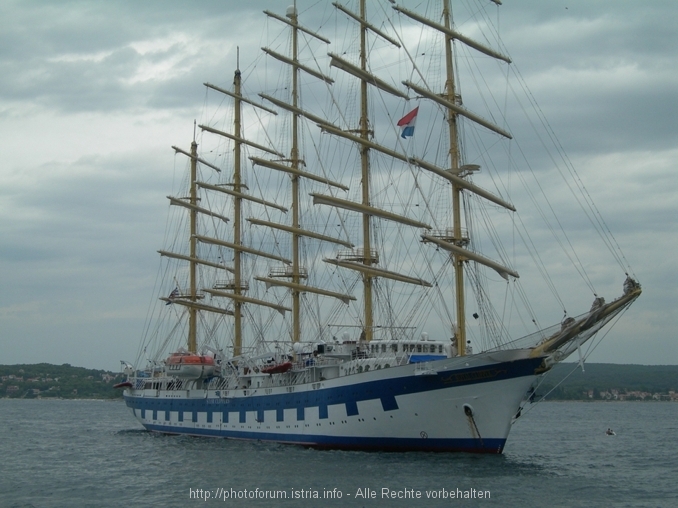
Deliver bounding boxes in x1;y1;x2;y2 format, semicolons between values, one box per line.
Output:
165;352;216;379
260;361;293;375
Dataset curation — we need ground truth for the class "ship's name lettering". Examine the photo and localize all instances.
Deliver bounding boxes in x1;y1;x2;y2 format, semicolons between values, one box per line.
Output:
205;398;230;405
440;369;506;384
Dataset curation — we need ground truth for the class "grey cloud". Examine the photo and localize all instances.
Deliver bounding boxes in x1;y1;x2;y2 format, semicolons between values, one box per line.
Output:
0;0;676;369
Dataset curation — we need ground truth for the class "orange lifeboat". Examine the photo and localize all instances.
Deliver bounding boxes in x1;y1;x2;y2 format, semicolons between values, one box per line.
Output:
165;351;216;379
260;361;293;375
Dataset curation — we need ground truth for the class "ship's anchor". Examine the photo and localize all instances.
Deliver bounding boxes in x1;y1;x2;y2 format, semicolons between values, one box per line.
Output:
463;404;483;446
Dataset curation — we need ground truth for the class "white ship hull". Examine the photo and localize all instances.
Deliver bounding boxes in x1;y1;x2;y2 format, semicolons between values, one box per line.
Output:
124;350;544;453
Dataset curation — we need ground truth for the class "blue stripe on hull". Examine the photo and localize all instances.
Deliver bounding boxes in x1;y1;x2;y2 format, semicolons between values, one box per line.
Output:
125;356;542;419
141;422;506;454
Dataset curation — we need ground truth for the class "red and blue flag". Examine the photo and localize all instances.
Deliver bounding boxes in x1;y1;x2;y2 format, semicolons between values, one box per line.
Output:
397;107;419;138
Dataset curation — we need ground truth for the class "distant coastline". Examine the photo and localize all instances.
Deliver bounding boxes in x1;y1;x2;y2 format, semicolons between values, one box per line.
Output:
535;363;678;402
1;363;125;400
2;362;677;401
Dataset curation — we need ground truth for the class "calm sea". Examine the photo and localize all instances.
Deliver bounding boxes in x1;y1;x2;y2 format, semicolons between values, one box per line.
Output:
0;399;676;507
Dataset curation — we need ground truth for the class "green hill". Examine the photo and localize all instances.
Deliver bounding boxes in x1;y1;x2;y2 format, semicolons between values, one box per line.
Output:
537;363;678;401
0;363;125;399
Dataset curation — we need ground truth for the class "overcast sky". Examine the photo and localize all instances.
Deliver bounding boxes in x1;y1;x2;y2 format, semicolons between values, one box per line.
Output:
1;0;676;371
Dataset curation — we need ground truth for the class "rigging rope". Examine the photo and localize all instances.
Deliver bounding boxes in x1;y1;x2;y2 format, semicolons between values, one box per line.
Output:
516;304;631;420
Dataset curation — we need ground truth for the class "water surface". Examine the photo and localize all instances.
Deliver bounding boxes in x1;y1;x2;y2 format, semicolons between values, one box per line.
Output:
1;399;675;507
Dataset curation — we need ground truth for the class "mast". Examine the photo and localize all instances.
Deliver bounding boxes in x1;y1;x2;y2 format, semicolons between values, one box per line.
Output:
260;4;341;343
289;4;301;344
394;1;516;355
172;54;288;358
233;53;244;357
443;0;466;356
359;0;373;343
188;134;198;353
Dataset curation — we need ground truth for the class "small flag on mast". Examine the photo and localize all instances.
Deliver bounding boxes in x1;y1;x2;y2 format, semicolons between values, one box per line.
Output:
397;107;419;138
166;287;179;305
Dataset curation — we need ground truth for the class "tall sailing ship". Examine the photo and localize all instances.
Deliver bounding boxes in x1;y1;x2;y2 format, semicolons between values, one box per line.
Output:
119;0;641;453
